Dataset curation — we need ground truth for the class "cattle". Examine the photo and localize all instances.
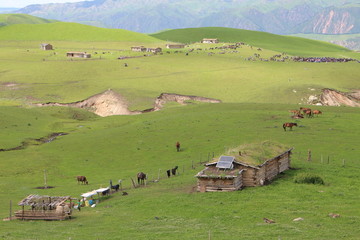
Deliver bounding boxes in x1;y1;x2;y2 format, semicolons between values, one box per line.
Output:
77;176;88;185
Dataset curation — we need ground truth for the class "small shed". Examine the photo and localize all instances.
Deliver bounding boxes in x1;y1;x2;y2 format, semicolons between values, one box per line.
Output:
166;44;185;49
196;147;293;192
201;38;219;44
146;47;162;53
40;43;53;50
66;52;91;58
131;46;147;52
15;195;73;220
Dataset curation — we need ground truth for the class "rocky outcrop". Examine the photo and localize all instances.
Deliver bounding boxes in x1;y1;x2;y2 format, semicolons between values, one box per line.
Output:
303;7;360;34
36;90;221;117
319;88;360;107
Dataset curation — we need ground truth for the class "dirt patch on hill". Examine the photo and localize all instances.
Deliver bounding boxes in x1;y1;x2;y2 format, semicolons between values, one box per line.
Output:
318;88;360;107
35;90;221;117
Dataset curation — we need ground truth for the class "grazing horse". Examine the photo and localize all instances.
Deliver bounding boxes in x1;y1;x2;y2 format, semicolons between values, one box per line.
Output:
304;110;313;118
77;176;88;185
300;107;311;114
283;123;298;131
137;172;147;185
291;114;304;119
312;110;322;116
176;142;181;152
288;110;300;116
171;166;178;176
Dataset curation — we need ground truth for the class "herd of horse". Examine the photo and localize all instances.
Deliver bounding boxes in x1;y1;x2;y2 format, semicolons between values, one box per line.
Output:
76;165;179;190
283;107;322;131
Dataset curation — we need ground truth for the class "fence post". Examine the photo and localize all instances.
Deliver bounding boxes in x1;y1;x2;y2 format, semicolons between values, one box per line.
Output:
157;169;161;181
192;160;194;169
307;150;311;162
9;200;12;220
321;154;323;164
327;156;330;164
342;159;345;167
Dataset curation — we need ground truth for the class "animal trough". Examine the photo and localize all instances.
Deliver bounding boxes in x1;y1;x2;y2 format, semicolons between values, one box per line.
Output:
15;195;74;220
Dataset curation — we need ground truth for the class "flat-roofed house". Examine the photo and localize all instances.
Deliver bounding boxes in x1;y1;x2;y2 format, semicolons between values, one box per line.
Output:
201;38;219;44
146;47;162;53
131;46;147;52
66;52;91;58
166;44;185;49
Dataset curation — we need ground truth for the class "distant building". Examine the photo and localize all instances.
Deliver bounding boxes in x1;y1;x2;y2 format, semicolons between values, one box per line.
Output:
40;43;53;50
131;46;147;52
146;47;162;53
166;44;185;49
201;38;219;44
66;52;91;58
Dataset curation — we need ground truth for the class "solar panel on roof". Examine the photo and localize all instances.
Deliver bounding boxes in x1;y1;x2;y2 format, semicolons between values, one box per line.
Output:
216;156;235;169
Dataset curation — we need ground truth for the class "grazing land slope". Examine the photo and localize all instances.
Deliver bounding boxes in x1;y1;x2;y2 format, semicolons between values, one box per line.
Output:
150;27;352;56
0;22;359;240
0;22;161;42
0;13;57;26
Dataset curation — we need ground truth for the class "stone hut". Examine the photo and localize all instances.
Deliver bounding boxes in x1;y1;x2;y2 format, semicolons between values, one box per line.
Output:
40;43;53;50
66;52;91;58
196;148;293;192
201;38;219;44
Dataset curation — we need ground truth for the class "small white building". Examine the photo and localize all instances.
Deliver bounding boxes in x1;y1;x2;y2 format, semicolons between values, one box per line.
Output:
66;52;91;58
146;47;162;53
166;44;185;49
201;38;219;44
131;46;147;52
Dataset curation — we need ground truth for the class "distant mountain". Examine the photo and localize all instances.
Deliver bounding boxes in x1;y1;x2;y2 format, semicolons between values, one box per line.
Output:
15;0;360;35
0;14;57;27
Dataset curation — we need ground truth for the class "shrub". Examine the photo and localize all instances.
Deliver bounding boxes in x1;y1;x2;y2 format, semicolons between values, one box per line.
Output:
294;173;324;185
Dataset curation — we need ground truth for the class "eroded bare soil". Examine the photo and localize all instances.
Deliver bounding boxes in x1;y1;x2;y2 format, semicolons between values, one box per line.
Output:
36;90;221;117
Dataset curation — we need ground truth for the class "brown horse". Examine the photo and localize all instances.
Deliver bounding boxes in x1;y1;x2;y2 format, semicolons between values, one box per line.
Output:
283;122;298;131
137;172;147;185
300;107;311;114
304;109;313;118
312;110;322;116
77;176;88;185
288;109;300;116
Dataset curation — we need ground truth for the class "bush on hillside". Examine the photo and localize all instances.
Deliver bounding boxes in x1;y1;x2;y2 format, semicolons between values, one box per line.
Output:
294;173;324;185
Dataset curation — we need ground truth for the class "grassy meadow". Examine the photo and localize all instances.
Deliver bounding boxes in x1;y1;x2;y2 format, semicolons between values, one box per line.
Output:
0;18;360;239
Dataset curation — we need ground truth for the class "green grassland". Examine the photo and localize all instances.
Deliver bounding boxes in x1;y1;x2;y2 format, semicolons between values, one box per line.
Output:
0;20;360;239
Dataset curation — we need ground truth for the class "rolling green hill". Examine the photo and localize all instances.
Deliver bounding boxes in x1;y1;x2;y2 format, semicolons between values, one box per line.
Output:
0;13;57;27
151;27;353;56
0;20;359;240
0;21;162;42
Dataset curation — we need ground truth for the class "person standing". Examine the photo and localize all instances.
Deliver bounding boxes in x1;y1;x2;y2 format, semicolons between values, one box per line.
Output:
176;142;181;152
